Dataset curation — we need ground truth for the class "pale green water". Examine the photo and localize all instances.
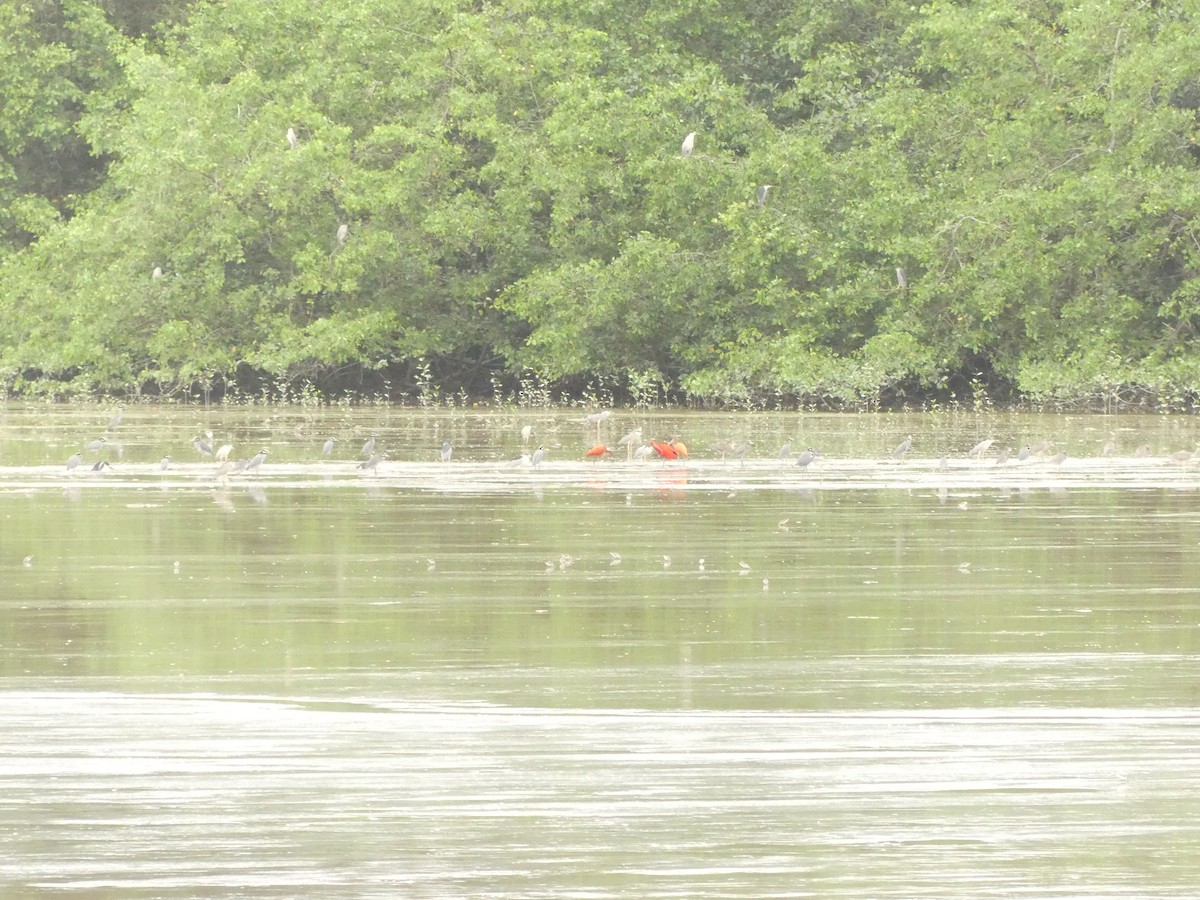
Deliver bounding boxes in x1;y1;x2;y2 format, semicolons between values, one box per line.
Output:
2;405;1200;897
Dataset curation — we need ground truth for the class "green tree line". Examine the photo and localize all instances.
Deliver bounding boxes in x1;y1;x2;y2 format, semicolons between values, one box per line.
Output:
1;0;1198;407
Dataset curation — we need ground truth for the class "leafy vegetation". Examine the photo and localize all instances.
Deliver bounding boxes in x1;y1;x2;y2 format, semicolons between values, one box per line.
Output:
1;0;1199;407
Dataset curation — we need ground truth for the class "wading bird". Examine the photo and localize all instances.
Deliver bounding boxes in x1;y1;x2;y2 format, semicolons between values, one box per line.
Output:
440;441;453;462
670;436;689;459
795;448;819;470
648;439;678;461
584;443;613;462
193;436;214;457
66;452;82;471
85;437;107;452
531;446;545;468
361;434;377;458
244;448;268;472
892;435;913;459
322;438;336;457
681;131;696;157
968;438;994;459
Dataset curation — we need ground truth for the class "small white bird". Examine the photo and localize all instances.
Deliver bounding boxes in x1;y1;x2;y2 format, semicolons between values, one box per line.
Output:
681;131;696;158
520;424;533;444
152;266;163;279
215;444;233;462
756;184;771;207
336;223;349;246
286;127;298;149
159;455;171;470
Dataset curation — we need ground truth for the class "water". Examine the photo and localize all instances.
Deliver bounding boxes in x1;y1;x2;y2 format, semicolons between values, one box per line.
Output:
3;405;1200;897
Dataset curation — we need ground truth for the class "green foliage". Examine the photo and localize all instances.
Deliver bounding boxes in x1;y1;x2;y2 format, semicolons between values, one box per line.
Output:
1;0;1199;406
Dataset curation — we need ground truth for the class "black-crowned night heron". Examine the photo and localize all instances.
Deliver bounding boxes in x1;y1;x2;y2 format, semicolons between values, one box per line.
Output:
358;453;382;472
244;448;268;471
91;460;112;472
362;434;377;458
440;441;452;462
795;448;818;469
86;437;107;452
322;438;336;456
968;438;994;458
160;455;171;470
106;405;125;430
193;436;213;456
1016;446;1032;461
892;435;913;459
66;452;82;471
777;440;792;460
531;446;545;468
681;131;696;157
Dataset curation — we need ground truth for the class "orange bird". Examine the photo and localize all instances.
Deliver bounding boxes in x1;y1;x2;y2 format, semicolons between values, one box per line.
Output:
584;443;613;461
669;436;690;459
648;439;678;460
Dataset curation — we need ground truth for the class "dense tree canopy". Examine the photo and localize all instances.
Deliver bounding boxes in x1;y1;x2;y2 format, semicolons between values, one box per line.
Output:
1;0;1198;406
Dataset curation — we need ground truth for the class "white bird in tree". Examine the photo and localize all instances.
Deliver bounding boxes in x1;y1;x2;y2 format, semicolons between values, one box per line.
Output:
286;127;298;149
681;131;696;157
336;223;349;246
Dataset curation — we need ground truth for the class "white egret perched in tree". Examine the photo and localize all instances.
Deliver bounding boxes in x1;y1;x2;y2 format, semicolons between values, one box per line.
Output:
286;127;298;149
681;131;696;157
152;267;163;279
336;223;349;247
757;185;771;207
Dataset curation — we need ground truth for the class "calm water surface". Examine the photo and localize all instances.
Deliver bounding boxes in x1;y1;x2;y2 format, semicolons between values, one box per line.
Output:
2;405;1200;897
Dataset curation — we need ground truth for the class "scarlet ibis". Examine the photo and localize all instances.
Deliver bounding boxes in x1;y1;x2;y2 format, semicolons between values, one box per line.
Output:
648;439;678;460
669;437;689;458
584;443;613;461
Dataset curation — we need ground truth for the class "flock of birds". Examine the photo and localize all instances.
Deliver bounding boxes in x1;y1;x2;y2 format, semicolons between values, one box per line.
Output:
51;404;1200;479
